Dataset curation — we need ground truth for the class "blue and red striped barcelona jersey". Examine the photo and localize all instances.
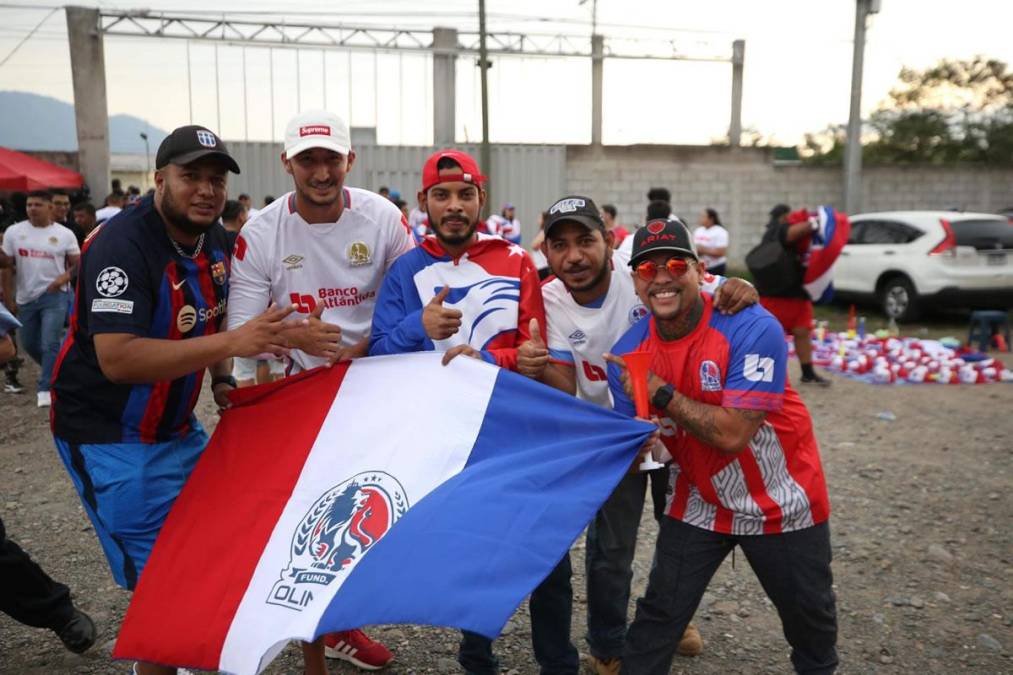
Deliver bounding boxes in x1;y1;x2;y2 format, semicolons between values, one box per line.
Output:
52;195;230;444
608;294;830;535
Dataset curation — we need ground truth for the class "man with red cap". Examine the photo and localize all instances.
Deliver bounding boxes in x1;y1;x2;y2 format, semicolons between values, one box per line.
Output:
369;149;578;674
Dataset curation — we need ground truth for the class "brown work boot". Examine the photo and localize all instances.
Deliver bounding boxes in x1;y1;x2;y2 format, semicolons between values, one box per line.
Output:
584;654;621;675
676;623;703;656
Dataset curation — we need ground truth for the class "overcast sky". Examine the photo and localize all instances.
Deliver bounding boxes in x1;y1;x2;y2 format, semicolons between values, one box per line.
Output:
1;0;1011;146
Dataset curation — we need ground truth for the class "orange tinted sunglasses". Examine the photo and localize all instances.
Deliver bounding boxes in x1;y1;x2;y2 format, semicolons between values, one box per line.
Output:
635;257;690;281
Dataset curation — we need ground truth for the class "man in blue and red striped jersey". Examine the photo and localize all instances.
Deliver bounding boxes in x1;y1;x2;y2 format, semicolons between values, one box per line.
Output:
51;125;295;675
603;219;837;675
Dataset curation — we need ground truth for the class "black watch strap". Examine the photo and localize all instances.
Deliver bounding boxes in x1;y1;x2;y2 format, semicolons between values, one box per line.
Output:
212;375;238;389
651;384;675;410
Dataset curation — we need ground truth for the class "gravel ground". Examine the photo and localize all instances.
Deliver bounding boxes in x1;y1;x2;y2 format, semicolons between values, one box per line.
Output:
1;357;1011;674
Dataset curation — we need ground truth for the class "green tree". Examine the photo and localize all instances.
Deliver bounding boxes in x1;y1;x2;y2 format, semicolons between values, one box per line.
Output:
802;56;1013;166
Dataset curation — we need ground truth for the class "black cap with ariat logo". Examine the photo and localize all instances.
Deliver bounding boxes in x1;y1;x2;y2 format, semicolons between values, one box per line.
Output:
628;218;698;267
155;125;240;174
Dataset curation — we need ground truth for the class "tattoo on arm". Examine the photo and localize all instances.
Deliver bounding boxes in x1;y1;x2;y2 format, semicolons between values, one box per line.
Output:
667;394;723;447
664;395;768;452
732;408;767;424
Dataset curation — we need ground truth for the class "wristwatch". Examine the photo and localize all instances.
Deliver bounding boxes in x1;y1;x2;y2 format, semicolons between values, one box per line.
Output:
211;375;238;389
651;384;675;411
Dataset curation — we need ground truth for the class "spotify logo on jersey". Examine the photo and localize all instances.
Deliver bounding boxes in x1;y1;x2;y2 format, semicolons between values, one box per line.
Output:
176;305;197;333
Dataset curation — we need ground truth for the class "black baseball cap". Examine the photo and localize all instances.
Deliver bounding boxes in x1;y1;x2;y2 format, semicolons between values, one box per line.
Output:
628;218;698;267
544;195;606;237
155;125;240;174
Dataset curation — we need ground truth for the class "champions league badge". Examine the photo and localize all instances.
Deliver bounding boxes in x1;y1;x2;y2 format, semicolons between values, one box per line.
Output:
267;472;408;611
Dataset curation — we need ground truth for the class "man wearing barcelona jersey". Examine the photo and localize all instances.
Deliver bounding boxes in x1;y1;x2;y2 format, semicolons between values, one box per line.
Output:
51;126;295;675
369;150;578;675
603;220;837;675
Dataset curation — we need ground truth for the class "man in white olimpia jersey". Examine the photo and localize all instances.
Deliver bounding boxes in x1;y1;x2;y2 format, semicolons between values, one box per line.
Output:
535;196;758;675
226;110;415;673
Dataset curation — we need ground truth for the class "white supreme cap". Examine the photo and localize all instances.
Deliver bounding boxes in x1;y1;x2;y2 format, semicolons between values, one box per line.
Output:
284;110;351;159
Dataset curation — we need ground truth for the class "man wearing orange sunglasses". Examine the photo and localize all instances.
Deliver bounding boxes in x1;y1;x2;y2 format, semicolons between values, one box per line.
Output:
536;203;758;675
603;219;837;675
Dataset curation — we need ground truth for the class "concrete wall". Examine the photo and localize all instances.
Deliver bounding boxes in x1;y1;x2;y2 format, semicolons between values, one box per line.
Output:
565;145;1013;264
226;141;567;246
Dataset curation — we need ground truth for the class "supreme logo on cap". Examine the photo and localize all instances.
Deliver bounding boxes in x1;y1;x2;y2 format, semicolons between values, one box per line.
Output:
646;221;666;234
299;125;331;137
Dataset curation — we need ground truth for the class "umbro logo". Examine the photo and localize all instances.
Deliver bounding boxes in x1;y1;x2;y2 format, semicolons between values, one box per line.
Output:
283;254;304;270
568;329;588;346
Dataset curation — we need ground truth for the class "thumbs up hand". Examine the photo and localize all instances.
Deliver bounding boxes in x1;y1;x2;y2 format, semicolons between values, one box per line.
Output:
422;286;464;340
517;317;550;380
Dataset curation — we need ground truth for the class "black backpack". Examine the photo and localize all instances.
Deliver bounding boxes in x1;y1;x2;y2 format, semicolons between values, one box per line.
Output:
745;238;803;296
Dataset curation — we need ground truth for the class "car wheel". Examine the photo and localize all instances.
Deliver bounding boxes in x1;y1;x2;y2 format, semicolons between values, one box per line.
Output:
879;276;920;322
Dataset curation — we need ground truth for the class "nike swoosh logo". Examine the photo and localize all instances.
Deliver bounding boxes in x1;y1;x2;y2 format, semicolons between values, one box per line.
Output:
171;279;187;291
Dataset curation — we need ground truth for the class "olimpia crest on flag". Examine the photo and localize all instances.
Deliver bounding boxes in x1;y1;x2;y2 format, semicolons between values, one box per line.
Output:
267;471;408;611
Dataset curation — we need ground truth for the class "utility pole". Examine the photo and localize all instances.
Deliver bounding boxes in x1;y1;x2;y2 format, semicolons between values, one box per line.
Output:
583;0;603;146
66;6;110;199
478;0;491;218
729;40;745;147
844;0;879;213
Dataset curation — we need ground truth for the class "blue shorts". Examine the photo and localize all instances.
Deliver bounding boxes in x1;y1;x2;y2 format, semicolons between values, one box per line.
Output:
54;427;207;590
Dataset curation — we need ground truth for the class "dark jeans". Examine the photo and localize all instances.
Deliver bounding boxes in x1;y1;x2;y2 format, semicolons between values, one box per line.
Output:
584;467;668;659
624;518;838;675
17;291;69;391
0;515;75;631
459;553;578;675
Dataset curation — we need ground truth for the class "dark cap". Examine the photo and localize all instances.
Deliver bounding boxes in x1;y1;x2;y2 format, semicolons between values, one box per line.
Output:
155;125;240;174
628;218;698;267
544;196;605;237
769;203;790;219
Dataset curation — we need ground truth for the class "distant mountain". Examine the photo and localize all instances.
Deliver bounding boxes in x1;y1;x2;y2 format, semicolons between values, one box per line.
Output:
0;91;167;154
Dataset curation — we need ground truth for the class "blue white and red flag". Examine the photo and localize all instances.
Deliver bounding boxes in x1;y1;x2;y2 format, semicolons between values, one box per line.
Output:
113;353;651;674
803;206;851;304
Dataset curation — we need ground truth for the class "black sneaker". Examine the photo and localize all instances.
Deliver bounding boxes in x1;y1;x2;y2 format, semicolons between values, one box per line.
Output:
4;373;24;394
55;609;97;654
800;372;832;387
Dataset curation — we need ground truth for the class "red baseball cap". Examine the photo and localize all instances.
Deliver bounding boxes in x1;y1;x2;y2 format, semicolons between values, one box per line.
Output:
421;149;486;193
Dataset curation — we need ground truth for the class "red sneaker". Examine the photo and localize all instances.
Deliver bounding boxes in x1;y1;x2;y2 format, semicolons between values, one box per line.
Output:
323;629;394;670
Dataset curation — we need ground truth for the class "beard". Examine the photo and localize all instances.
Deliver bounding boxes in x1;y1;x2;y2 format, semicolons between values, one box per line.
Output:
297;177;341;208
560;257;610;294
159;182;221;237
431;212;477;247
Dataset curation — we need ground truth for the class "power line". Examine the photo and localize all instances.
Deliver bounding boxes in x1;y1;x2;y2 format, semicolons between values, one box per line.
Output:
0;6;57;68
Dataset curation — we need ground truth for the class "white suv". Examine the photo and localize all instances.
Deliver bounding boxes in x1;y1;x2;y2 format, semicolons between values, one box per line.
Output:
833;211;1013;321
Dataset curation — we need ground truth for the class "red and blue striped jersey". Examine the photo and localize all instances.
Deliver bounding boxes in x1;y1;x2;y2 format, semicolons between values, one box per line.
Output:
52;196;231;444
608;294;830;534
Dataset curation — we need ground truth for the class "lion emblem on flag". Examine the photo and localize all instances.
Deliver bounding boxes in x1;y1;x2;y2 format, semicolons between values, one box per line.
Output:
267;472;408;611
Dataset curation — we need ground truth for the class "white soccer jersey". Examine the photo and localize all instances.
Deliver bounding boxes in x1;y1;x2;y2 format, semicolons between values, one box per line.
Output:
227;188;415;372
693;224;730;269
543;252;724;408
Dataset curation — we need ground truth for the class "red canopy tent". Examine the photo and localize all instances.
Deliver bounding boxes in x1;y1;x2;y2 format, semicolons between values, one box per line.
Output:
0;147;84;192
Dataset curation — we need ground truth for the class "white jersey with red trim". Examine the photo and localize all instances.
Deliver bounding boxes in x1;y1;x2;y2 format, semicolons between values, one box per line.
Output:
543;252;724;408
227;188;415;372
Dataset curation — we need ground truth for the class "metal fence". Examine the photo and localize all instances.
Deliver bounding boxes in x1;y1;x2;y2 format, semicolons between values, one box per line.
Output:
225;141;567;246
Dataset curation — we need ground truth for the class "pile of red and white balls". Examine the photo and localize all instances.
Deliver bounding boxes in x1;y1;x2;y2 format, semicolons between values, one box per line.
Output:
810;335;1013;385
